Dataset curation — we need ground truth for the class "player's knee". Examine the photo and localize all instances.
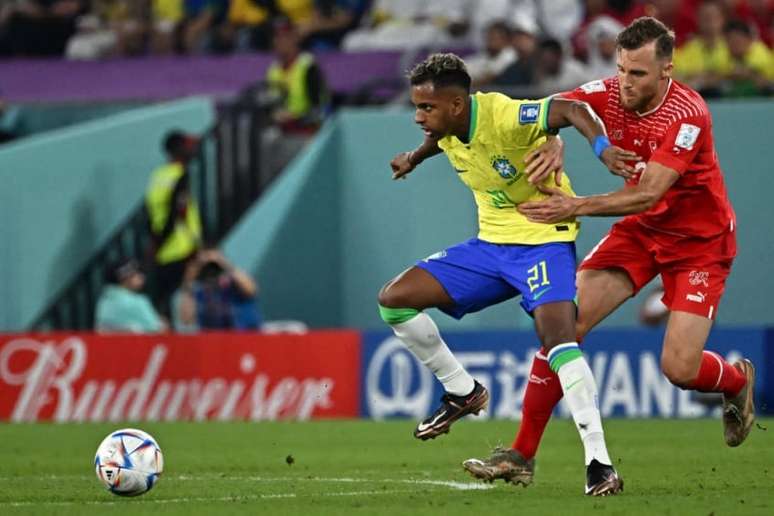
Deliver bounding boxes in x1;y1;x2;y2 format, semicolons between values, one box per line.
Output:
377;283;421;325
377;282;403;308
575;319;592;342
661;358;696;389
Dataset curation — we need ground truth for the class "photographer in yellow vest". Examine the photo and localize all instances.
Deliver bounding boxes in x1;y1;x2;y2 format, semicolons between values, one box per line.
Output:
145;130;203;316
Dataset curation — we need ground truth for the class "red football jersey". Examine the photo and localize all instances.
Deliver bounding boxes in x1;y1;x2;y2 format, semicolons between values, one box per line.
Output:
562;77;735;239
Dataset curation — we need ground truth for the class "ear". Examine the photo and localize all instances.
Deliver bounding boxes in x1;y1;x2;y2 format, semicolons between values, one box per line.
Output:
662;60;674;80
452;94;466;116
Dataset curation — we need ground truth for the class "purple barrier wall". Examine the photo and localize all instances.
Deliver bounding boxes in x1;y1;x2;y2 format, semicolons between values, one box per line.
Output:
0;52;402;103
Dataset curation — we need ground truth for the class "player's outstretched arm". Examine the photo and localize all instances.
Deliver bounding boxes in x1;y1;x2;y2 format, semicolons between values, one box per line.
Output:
518;161;680;223
545;98;641;180
390;136;441;180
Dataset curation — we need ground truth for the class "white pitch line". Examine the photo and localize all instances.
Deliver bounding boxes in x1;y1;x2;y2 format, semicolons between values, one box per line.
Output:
0;474;493;506
175;475;494;491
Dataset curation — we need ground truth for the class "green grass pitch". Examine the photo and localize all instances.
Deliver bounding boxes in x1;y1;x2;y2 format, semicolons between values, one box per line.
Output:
0;419;772;515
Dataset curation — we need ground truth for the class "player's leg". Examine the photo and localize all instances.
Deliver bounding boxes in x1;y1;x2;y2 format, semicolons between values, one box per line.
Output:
534;300;622;495
511;268;634;461
575;268;636;340
378;241;515;440
657;226;754;446
378;266;480;400
464;242;622;494
526;243;621;495
661;311;753;446
511;229;653;477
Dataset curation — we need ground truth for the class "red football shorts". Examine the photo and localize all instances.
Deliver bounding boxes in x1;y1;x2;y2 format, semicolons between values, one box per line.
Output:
579;218;736;320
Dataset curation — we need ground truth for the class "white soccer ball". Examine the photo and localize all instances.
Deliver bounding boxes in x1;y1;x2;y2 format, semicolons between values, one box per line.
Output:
94;428;164;496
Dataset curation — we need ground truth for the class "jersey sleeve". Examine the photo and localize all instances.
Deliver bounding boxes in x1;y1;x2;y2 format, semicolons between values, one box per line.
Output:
558;79;609;114
649;114;709;175
496;95;556;144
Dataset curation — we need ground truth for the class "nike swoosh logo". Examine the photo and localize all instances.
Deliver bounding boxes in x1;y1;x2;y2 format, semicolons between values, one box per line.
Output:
416;411;447;432
532;286;553;300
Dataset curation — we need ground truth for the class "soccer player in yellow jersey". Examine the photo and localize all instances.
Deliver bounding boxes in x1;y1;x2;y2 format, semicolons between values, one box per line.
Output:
377;54;638;496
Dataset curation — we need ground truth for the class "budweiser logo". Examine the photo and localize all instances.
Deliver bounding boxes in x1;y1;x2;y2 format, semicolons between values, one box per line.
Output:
0;336;336;422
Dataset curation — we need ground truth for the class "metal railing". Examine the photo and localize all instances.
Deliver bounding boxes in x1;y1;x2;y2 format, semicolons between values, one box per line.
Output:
31;83;279;330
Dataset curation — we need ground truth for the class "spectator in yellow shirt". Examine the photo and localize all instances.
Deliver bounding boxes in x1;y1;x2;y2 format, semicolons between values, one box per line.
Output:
723;19;774;97
217;0;274;52
673;0;730;97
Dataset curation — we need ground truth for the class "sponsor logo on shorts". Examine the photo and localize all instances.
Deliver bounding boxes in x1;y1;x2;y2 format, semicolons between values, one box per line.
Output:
686;291;707;303
532;286;553;301
689;271;709;287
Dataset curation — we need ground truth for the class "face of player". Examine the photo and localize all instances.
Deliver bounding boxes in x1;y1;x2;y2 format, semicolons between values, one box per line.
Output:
616;41;673;113
411;83;466;139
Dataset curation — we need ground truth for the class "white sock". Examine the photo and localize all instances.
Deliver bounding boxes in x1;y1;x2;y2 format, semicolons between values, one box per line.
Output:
391;312;475;396
548;342;612;466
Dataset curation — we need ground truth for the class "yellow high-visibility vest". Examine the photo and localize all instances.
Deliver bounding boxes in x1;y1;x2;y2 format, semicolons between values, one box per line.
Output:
145;162;202;265
266;52;316;118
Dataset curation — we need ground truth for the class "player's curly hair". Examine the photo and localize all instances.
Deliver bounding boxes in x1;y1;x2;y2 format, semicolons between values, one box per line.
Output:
408;53;471;92
617;17;675;60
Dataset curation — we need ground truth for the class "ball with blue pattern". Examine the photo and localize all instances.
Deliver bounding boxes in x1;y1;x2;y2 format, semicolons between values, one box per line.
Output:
94;428;164;496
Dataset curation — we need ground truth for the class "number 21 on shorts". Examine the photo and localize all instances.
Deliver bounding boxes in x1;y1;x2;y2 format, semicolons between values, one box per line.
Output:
527;260;550;292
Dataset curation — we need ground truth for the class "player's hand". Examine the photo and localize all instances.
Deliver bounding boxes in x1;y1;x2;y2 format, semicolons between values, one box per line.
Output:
600;146;641;180
517;185;577;224
524;136;564;186
390;151;416;180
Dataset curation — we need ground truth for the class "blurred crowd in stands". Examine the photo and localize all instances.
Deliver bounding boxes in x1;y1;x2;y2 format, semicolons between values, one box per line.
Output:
0;1;771;97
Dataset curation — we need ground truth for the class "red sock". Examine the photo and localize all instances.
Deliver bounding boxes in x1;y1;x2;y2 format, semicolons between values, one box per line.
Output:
512;347;564;460
689;351;746;397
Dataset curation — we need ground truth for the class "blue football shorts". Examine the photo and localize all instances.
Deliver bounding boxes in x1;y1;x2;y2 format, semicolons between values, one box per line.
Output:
415;238;577;319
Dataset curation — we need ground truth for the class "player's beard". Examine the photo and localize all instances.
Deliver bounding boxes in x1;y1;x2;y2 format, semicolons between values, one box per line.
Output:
620;88;650;113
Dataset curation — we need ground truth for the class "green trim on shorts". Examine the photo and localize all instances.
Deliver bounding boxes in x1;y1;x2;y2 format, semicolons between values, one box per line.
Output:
378;305;419;325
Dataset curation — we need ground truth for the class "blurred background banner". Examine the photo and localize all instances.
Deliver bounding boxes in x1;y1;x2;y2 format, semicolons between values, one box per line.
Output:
362;328;772;419
0;331;361;422
3;328;770;423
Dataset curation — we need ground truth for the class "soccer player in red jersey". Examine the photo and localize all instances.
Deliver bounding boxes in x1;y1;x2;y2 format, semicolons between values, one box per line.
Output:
462;17;755;487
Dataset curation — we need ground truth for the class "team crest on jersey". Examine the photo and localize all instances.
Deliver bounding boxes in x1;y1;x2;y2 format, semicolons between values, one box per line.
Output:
491;155;520;183
675;123;701;151
519;103;540;124
689;270;709;287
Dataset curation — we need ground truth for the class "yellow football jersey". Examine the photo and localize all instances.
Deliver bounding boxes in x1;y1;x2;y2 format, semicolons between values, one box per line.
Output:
437;92;579;244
